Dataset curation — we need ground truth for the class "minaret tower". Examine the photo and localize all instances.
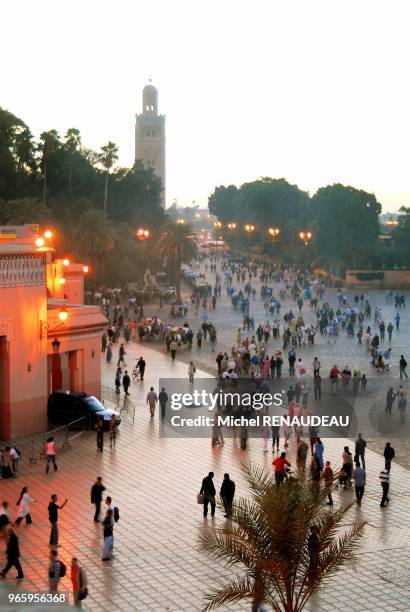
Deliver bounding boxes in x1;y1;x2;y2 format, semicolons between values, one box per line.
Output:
135;79;166;208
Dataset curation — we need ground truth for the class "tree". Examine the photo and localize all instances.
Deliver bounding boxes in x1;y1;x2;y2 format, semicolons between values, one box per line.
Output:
1;198;53;225
0;108;37;199
71;208;117;283
310;184;382;274
199;463;365;612
98;141;119;211
156;222;198;302
208;185;238;223
208;179;310;259
38;130;61;204
64;128;82;192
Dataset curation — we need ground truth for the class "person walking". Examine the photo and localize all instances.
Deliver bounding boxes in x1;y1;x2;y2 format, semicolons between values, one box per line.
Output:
379;466;390;507
5;446;20;476
314;373;322;400
48;549;62;591
71;558;87;607
146;387;158;418
48;494;68;547
188;361;196;384
353;462;366;505
240;426;249;450
91;477;105;522
384;442;395;470
0;501;11;529
314;437;324;470
0;526;24;579
220;473;235;518
102;508;114;561
272;452;291;486
106;343;113;363
399;355;408;379
96;417;104;452
117;343;126;366
271;425;280;452
385;387;396;414
45;437;58;473
354;433;367;469
322;461;334;505
15;487;34;526
114;367;122;395
170;339;178;361
296;439;308;469
136;356;146;381
122;370;131;396
199;472;216;518
108;414;116;448
159;387;168;420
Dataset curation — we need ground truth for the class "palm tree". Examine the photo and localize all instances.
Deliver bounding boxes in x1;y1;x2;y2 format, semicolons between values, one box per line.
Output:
98;141;119;212
156;222;198;303
64;128;81;192
71;208;117;283
198;463;365;612
2;198;53;225
38;130;60;204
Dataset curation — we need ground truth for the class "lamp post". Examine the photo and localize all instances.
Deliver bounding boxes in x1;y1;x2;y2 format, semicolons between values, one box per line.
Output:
136;228;151;279
40;307;68;340
298;231;313;246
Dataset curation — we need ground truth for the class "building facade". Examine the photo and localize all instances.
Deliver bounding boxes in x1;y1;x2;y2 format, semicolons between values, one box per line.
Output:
0;225;106;439
135;80;166;208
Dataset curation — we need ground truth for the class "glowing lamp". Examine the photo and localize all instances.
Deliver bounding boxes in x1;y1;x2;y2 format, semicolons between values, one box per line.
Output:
63;258;70;266
44;230;53;239
82;265;89;273
59;278;66;285
58;308;68;323
35;238;44;247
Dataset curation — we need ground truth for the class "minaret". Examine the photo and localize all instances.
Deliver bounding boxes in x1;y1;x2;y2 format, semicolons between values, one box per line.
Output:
135;79;166;209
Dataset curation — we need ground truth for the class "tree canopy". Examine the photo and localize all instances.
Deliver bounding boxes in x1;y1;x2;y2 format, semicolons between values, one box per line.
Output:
0;106;169;286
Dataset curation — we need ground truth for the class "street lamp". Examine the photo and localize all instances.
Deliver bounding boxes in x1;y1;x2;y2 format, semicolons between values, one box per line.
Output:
227;222;237;230
268;227;280;238
177;218;185;225
299;231;313;246
136;228;150;240
214;221;222;228
40;307;68;339
245;224;255;232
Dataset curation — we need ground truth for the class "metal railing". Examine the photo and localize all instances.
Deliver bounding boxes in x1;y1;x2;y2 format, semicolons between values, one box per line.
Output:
101;385;135;423
1;416;90;467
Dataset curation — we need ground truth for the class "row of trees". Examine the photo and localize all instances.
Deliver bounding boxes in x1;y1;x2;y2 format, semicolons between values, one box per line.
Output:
208;178;410;274
0;107;185;287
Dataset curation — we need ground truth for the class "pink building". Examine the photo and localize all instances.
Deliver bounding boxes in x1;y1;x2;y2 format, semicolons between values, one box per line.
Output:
0;225;106;439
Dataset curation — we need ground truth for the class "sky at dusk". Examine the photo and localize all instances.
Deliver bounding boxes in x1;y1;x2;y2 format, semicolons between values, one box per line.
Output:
1;0;409;211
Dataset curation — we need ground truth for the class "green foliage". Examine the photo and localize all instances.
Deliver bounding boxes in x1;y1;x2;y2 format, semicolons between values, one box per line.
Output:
310;184;381;271
199;463;365;612
208;179;388;272
156;222;198;302
0;106;174;286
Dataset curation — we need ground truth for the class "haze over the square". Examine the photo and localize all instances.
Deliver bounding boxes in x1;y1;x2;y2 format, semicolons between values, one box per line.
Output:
1;0;409;210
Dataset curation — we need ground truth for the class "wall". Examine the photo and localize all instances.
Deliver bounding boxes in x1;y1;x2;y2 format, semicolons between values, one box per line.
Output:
346;269;410;290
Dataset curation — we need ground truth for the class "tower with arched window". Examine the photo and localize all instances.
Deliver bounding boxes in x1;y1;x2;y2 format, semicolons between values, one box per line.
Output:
135;80;166;208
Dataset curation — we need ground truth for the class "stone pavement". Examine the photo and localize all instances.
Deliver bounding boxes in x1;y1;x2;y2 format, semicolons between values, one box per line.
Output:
1;342;410;611
141;262;410;468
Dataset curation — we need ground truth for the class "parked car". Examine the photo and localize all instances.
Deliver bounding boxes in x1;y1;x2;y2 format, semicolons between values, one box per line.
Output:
47;391;121;429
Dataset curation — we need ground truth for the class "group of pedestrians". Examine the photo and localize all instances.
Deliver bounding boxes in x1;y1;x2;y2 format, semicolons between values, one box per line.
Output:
199;472;236;518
